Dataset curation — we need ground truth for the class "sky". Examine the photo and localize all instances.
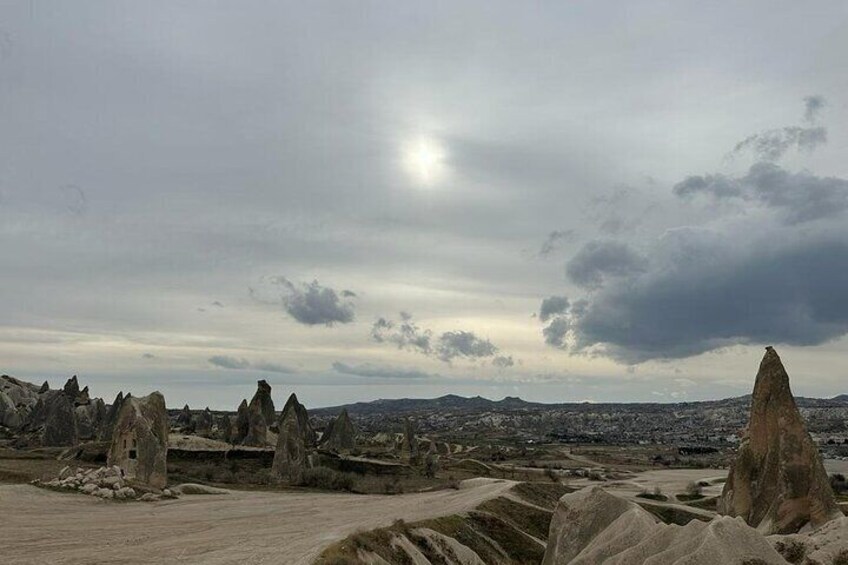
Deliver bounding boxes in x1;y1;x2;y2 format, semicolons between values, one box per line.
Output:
1;2;848;409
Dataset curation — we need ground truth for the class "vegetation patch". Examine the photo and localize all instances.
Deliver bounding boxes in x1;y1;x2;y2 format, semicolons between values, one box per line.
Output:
510;481;574;511
478;496;553;540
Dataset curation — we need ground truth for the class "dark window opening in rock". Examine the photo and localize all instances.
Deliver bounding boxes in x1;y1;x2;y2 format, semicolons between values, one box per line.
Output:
129;450;137;460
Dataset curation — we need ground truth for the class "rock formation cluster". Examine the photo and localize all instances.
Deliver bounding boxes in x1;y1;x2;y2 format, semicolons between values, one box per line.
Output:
1;374;112;447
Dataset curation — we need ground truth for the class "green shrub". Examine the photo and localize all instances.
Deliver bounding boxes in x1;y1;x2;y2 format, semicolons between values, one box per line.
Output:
299;467;356;491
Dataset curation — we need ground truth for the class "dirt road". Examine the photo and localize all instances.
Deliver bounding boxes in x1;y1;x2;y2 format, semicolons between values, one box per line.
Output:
0;478;515;565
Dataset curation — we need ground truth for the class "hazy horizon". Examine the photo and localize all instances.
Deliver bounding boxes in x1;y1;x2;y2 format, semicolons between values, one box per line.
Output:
3;2;848;409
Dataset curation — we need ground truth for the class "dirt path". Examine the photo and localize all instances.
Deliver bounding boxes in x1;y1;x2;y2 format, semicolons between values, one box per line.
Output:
0;478;515;565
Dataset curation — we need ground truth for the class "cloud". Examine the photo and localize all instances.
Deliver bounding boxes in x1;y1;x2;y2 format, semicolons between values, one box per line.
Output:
251;361;296;374
370;313;432;354
208;355;251;369
371;312;514;366
804;95;826;123
437;331;498;362
729;97;827;161
731;126;827;162
545;217;848;363
141;353;155;359
674;163;848;224
542;316;570;348
208;356;294;373
539;295;569;322
539;229;576;257
566;240;647;289
250;277;356;326
331;361;433;379
492;355;514;368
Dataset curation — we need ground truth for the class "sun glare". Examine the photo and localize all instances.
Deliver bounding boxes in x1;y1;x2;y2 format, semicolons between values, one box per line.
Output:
402;137;446;186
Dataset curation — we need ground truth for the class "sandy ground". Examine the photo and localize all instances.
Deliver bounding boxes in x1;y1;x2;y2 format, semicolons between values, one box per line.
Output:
0;478;515;565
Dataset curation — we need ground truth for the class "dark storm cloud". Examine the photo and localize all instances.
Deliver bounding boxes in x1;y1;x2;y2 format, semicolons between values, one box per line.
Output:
538;230;576;257
539;295;569;322
331;361;433;380
566;240;647;289
548;96;848;363
250;277;356;326
208;356;294;373
674;163;848;225
564;231;848;363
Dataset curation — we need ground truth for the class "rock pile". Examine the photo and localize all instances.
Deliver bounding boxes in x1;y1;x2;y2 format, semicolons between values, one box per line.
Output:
719;346;842;534
37;465;140;500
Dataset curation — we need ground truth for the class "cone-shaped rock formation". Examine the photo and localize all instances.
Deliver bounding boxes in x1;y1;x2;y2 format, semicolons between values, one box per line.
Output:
271;393;311;483
719;346;842;534
320;408;356;452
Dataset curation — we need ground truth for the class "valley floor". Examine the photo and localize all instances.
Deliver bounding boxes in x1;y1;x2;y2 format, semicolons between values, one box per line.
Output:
0;478;515;565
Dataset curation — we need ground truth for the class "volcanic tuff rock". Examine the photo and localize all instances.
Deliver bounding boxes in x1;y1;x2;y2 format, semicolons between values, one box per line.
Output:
320;408;356;452
254;380;276;427
280;392;316;446
234;398;250;444
400;418;419;464
242;380;277;447
271;393;311;483
543;486;786;564
99;392;125;441
719;347;842;534
107;391;169;489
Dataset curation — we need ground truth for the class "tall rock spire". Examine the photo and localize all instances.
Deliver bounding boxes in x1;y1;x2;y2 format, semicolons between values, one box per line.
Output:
719;346;841;534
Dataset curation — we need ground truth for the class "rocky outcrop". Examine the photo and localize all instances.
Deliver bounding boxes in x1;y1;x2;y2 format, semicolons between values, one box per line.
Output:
271;393;311;483
280;392;316;446
253;380;276;428
719;347;842;534
2;374;110;446
99;392;125;441
107;392;169;489
42;391;78;446
543;486;786;564
196;407;213;436
320;408;355;452
242;381;277;447
234;399;250;444
218;414;233;444
400;418;419;465
177;404;195;432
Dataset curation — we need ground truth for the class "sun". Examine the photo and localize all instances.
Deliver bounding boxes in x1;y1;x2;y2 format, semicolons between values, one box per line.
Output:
402;137;446;186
